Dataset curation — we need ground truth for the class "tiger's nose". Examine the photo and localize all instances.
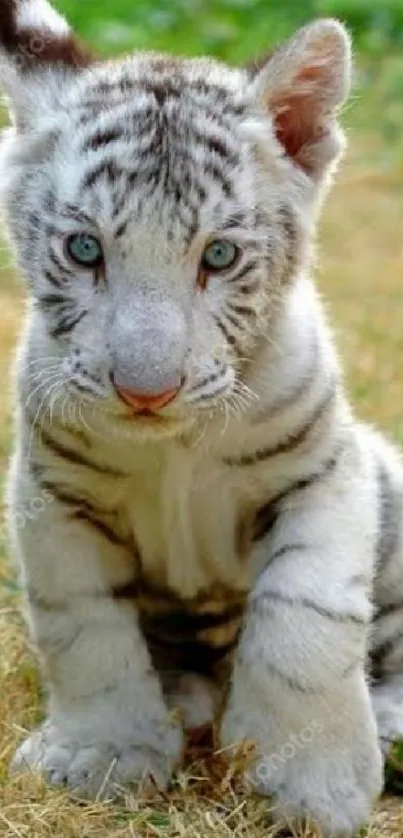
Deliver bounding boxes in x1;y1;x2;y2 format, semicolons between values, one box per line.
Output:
115;385;181;412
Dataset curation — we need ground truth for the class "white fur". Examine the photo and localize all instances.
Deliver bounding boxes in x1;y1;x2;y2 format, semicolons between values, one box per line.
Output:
16;0;69;35
1;7;402;834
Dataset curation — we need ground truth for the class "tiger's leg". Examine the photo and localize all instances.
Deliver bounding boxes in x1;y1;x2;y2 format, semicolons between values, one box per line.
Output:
221;447;382;836
370;450;403;769
9;469;183;798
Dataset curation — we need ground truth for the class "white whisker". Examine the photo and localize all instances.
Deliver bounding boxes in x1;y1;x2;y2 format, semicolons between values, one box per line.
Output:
25;372;64;410
26;379;63;466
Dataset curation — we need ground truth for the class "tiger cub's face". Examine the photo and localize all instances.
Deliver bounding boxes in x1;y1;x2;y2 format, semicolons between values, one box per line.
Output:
0;1;350;437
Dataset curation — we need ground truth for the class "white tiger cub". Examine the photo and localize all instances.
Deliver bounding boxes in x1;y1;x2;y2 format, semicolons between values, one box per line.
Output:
1;1;403;834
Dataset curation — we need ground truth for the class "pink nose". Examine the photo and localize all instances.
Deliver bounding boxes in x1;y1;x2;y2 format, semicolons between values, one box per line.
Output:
115;385;180;412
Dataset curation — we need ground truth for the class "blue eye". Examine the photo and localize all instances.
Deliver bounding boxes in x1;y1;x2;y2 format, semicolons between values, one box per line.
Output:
66;233;103;268
202;240;239;272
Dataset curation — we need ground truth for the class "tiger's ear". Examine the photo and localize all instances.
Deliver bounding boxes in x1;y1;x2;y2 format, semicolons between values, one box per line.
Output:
249;19;352;179
0;0;92;129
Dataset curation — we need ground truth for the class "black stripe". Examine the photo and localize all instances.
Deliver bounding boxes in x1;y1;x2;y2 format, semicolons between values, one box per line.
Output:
144;633;239;676
214;315;240;350
112;194;129;220
72;507;123;546
40;482;106;514
44;223;63;240
279;204;298;245
275;447;343;503
88;79;129;96
203;161;233;198
44;269;64;288
38;293;70;309
126;580;245;676
113;577;246;609
223;212;248;229
370;645;385;681
142;80;181;106
237;282;259;296
375;600;403;620
180;169;207;203
251;502;279;542
140;602;244;638
187;370;223;396
73;380;99;396
43;190;56;215
193;130;239;167
112;579;139;600
253;590;367;624
223;310;244;332
83;127;125;151
39;426;123;476
224;384;335;467
41;482;123;547
226;303;257;319
253;448;343;545
50;309;88;339
60;204;93;226
176;205;198;244
375;632;403;658
141;616;240;676
115;220;129;239
48;251;74;278
260;541;310;565
376;458;400;565
228;260;259;283
278;203;299;282
81;160;119;190
370;633;403;681
27;211;42;235
189;79;228;99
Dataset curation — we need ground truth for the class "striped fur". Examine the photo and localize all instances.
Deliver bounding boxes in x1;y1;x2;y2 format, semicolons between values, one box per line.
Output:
1;4;402;834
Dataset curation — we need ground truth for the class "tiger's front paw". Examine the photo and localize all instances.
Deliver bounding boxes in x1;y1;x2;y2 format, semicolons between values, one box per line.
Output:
247;738;382;837
11;717;183;799
221;691;382;837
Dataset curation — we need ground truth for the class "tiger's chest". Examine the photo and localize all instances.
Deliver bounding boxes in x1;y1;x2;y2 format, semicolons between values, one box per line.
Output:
123;442;254;600
113;443;261;678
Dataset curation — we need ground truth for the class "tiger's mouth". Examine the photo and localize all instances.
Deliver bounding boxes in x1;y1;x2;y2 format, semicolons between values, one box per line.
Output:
116;404;192;439
137;408;164;418
121;411;178;427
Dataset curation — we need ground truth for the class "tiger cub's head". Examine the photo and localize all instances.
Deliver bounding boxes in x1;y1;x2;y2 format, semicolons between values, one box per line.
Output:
0;0;351;438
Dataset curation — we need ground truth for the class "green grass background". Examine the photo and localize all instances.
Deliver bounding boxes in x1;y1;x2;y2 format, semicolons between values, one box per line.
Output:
58;0;403;58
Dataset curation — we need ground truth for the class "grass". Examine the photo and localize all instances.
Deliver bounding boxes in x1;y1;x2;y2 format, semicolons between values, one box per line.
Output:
1;4;403;836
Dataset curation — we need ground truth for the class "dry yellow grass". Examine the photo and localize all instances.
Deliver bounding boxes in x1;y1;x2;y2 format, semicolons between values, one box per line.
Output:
1;125;403;834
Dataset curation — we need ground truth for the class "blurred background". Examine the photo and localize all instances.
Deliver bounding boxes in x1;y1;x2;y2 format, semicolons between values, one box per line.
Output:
0;3;402;834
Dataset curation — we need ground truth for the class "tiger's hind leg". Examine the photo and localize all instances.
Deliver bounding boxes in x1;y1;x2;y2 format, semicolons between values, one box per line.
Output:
163;672;221;731
371;676;403;795
369;442;403;789
371;675;403;757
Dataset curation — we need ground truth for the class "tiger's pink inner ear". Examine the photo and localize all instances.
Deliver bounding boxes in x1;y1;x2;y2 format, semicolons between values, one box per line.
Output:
270;66;328;173
251;21;351;179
